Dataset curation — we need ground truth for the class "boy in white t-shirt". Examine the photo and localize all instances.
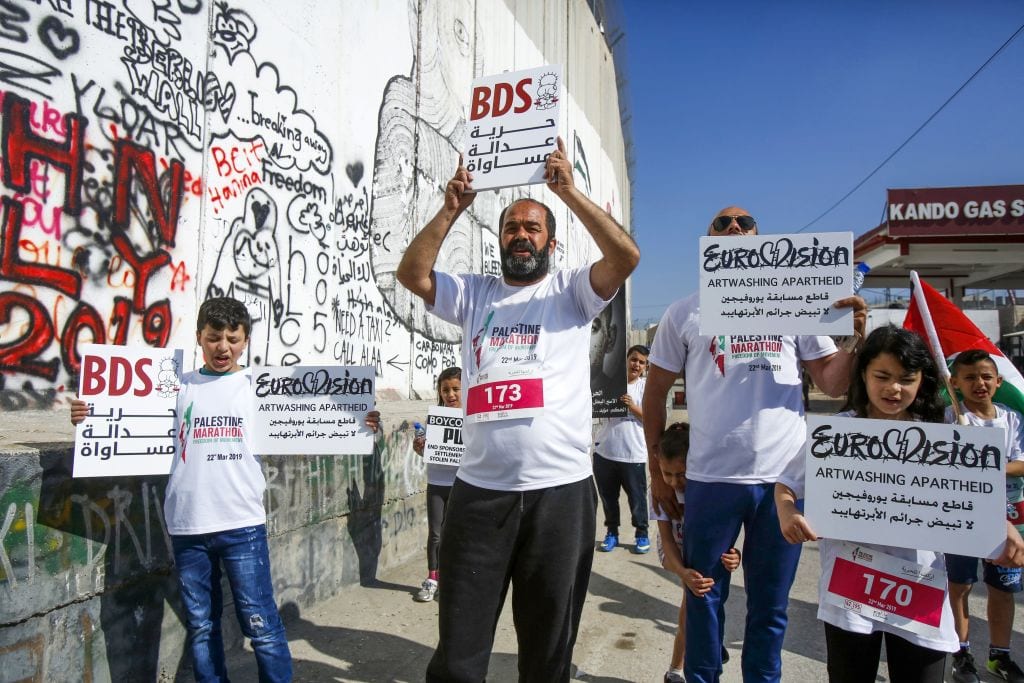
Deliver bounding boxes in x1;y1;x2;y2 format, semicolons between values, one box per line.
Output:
71;298;381;681
76;298;293;681
594;345;652;553
944;350;1024;683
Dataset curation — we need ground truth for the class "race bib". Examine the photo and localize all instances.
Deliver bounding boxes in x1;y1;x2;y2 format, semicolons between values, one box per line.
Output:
466;366;544;423
824;542;947;640
1008;477;1024;534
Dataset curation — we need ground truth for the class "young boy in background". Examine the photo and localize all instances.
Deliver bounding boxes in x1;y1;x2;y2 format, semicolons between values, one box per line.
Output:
945;350;1024;683
654;422;740;683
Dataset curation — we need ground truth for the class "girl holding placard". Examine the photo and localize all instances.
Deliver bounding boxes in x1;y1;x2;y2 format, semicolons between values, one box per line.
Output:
774;326;955;681
413;367;462;602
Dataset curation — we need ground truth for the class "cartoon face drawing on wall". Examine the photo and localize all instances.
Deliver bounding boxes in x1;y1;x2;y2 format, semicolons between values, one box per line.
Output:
204;188;282;364
212;2;257;59
535;73;559;110
232;198;277;279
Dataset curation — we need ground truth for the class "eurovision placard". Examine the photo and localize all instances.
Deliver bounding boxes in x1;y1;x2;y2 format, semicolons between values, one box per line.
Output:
463;64;562;191
803;414;1006;558
423;406;464;466
252;366;376;455
699;232;855;336
73;343;184;477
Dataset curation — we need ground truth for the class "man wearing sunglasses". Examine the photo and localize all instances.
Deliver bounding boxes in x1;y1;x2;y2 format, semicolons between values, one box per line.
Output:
642;206;867;683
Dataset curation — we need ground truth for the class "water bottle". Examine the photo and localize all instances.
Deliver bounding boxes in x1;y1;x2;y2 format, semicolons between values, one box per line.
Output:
414;422;426;439
852;261;870;295
832;262;872;353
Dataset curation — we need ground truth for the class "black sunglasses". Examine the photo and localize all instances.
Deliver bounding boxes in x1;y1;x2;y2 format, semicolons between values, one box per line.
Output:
711;215;757;232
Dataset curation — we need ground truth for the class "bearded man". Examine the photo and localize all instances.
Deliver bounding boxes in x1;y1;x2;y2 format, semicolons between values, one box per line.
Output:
397;137;640;683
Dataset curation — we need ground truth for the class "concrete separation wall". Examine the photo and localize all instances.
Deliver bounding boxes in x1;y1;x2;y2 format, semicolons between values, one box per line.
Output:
1;399;430;680
0;0;629;679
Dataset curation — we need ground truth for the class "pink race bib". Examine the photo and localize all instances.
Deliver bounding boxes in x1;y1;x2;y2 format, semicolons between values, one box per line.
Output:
466;368;544;423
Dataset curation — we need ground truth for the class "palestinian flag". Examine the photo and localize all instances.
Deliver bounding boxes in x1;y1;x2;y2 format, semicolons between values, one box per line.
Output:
903;272;1024;415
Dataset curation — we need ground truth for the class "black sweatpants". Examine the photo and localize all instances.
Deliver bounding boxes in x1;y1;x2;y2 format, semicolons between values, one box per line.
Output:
426;477;597;683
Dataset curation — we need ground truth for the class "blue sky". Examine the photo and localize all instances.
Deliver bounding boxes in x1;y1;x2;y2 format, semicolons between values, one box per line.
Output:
621;1;1024;327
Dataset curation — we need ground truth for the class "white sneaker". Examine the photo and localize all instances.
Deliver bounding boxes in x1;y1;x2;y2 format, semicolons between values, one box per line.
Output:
415;578;438;602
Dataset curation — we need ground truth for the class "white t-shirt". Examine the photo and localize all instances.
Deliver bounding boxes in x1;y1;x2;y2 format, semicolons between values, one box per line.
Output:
946;402;1024;532
651;488;685;566
429;267;611;491
427;462;458;487
779;411;958;652
816;538;958;651
594;377;647;464
649;293;836;484
650;488;684;532
164;368;268;535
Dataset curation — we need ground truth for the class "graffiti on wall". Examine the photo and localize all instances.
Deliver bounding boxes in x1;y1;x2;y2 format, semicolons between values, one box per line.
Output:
1;0;626;405
0;0;201;411
1;1;630;677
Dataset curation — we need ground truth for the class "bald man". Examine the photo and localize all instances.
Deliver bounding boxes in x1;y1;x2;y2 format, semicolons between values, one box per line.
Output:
642;206;867;683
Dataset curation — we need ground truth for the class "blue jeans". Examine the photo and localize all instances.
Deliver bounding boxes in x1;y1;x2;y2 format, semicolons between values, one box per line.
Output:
683;480;802;683
172;525;292;682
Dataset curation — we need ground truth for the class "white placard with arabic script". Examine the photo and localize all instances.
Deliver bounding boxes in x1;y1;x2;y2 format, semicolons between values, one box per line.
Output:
699;232;855;336
252;366;376;455
804;415;1006;558
463;64;562;191
74;343;183;477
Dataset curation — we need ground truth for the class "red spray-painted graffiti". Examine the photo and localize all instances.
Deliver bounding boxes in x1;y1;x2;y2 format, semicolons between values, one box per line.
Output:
0;92;184;384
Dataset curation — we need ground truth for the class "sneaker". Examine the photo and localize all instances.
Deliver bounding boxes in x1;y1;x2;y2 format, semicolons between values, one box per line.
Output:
599;532;618;552
663;673;685;683
634;534;651;554
414;578;438;602
721;645;730;664
951;649;981;683
988;652;1024;683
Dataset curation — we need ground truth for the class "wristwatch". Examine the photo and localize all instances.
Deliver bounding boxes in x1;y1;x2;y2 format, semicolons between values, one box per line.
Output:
831;333;863;354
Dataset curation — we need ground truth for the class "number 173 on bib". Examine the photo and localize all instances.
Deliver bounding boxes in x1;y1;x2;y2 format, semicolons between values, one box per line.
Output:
466;375;544;423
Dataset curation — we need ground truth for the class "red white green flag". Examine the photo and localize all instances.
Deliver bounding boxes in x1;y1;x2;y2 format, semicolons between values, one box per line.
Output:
903;271;1024;415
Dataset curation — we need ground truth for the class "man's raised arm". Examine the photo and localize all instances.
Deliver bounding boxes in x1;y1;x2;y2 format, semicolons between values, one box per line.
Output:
396;159;476;307
544;138;639;300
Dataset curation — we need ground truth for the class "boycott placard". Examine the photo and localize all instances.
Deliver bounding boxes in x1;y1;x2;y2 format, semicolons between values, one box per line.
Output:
252;366;376;455
803;414;1006;558
424;406;464;466
463;64;562;191
73;343;184;477
699;232;855;336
